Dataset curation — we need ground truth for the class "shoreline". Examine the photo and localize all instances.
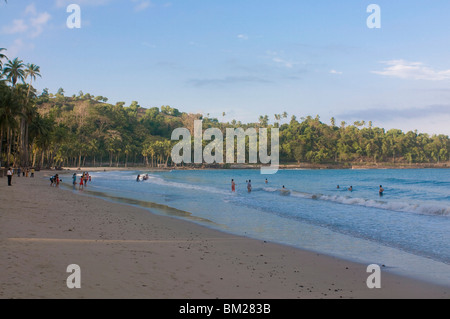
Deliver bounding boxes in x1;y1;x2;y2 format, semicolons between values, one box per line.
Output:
1;172;449;299
38;162;450;175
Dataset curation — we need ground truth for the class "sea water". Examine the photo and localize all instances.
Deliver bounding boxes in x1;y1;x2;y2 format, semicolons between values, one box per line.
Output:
64;169;450;286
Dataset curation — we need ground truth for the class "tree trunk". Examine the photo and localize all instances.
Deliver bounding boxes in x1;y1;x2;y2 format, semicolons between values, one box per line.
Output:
40;150;44;168
7;128;12;166
32;145;36;167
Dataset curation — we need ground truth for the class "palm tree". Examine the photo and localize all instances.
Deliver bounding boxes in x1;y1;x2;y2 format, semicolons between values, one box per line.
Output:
0;48;7;69
0;83;20;166
25;63;41;99
3;58;26;86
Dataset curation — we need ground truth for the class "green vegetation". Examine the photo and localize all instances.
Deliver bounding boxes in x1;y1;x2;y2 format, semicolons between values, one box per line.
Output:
1;48;449;169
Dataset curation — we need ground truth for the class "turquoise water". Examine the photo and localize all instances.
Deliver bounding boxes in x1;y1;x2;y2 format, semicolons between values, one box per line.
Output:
64;169;450;286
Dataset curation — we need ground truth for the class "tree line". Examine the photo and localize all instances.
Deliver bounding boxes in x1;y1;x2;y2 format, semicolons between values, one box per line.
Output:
1;48;449;169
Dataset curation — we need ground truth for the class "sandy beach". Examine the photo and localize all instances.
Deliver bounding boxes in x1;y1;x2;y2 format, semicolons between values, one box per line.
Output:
0;170;449;299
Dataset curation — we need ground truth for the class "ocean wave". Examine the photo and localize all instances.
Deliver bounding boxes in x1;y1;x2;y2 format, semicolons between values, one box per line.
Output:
263;189;450;217
145;174;225;195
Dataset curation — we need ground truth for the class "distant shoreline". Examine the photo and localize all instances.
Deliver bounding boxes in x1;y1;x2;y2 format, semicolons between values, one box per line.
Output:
48;162;450;173
3;162;447;175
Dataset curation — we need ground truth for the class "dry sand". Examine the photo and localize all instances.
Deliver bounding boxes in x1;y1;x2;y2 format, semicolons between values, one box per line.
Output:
0;171;449;299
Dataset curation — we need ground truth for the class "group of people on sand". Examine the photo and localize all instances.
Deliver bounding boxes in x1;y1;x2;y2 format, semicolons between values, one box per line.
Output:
15;167;36;178
337;184;385;196
5;167;36;186
72;172;91;190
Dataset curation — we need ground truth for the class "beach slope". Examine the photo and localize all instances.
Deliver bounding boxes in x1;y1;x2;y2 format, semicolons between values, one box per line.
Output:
0;173;448;299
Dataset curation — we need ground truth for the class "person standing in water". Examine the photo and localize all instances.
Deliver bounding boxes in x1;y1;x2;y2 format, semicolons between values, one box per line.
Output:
379;185;385;196
231;179;236;192
247;180;252;193
79;175;84;190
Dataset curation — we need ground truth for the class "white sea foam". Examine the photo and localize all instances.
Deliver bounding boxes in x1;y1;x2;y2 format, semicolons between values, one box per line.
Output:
287;190;450;216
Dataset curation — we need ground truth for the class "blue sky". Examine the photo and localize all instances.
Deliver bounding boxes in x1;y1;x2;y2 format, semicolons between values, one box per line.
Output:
1;0;450;135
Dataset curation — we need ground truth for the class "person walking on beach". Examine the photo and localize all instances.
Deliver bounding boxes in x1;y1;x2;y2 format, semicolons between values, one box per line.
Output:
31;168;35;178
247;180;252;193
17;168;21;177
7;168;13;186
231;179;236;192
55;174;60;187
72;173;77;187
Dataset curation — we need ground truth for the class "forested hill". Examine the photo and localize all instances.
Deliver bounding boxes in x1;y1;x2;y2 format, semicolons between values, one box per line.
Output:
1;84;449;169
30;90;449;168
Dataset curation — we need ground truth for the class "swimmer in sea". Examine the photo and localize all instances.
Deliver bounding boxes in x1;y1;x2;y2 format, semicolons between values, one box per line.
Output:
379;185;384;196
280;185;290;196
247;180;252;193
231;179;236;192
348;186;353;192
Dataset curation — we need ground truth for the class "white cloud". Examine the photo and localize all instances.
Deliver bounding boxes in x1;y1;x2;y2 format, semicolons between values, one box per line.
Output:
1;19;28;35
134;1;153;12
29;12;51;38
272;57;295;68
330;69;343;75
7;39;35;58
25;4;37;16
372;60;450;81
1;4;51;38
266;51;296;69
131;0;154;12
237;34;248;40
55;0;112;7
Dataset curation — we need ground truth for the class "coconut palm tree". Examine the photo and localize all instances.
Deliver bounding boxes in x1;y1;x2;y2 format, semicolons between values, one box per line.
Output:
3;58;26;87
0;82;20;166
25;63;41;99
0;48;7;69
